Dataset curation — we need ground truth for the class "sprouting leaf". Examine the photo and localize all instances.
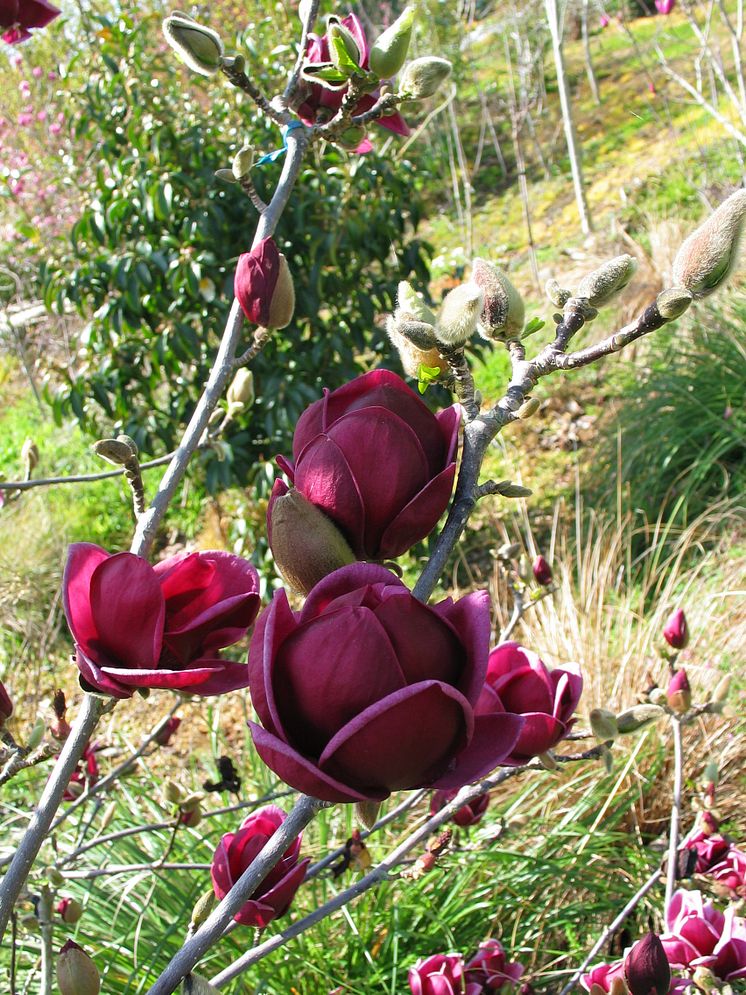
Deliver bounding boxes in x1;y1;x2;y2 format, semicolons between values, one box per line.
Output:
416;363;441;394
521;316;546;340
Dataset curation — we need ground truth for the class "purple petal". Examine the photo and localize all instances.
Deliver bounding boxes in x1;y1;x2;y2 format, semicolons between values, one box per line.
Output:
62;543;110;653
431;712;525;789
512;712;565;759
372;591;464;686
432;590;491;707
76;648;134;699
294;435;366;555
88;553;164;669
300;563;405;622
378;463;456;559
248;590;299;738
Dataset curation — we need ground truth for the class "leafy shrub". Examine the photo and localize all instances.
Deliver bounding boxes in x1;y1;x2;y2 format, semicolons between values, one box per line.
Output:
42;7;431;492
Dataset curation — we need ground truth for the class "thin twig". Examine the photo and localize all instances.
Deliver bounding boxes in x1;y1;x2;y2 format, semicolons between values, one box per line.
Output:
38;887;53;995
0;693;106;942
220;63;288;126
0;453;174;492
145;794;328;995
0;744;56;788
499;587;525;643
61;862;210;880
557;865;663;995
664;716;684;912
284;0;321;107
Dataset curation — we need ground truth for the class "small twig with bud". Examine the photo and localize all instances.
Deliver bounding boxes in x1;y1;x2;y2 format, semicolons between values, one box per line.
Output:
92;435;145;518
220;57;288;126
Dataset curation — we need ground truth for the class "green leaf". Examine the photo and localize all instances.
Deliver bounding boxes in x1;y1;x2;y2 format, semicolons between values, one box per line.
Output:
521;316;546;340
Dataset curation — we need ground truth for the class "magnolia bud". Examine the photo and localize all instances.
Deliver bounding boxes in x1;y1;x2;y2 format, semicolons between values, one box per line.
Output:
576;254;637;307
57;941;100;995
93;437;136;466
21;437;39;472
590;708;619;741
215;168;237;184
517;397;541;419
623;932;671;995
370;5;416;78
189;891;216;933
355;800;381;829
0;680;13;727
472;258;525;340
711;674;730;704
57;897;84;924
545;278;571;307
327;17;361;71
532;555;552;586
226;369;254;411
398;57;452;100
656;287;692;320
26;718;45;751
616;704;666;734
337;125;368;151
163;780;184;804
649;687;668;707
268;487;356;595
162;14;224;76
389;314;438;350
235;238;295;329
672;190;746;297
387;320;448;380
232;145;254;179
99;800;117;832
435;283;483;347
397;280;437;325
667;669;691;714
663;608;688;649
180;801;202;827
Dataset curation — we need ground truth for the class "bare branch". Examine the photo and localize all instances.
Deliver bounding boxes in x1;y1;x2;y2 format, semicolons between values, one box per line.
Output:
0;453;174;493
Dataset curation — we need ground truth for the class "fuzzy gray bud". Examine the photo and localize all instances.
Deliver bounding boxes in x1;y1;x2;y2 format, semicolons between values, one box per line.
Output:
472;258;525;340
398;57;452;100
576;254;637;307
673;190;746;297
590;708;619;741
616;704;666;734
387;318;447;380
435;283;483;347
163;14;223;76
656;287;693;320
232;146;254;179
397;281;436;325
545;278;571;307
227;369;254;410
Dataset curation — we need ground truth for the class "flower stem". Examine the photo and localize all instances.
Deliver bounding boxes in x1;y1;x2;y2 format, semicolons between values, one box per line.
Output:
664;715;684;912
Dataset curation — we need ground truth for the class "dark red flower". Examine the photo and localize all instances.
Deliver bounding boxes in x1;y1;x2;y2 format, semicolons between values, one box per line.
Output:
663;608;688;649
154;716;181;747
430;788;490;828
667;669;691;713
63;544;260;699
465;939;525;990
0;680;12;727
248;563;523;803
210;805;308;927
63;742;100;801
0;0;60;44
409;953;472;995
681;829;730;873
475;642;582;762
708;848;746;897
531;555;552;586
624;932;671;995
234;237;294;328
297;12;409;153
271;370;460;561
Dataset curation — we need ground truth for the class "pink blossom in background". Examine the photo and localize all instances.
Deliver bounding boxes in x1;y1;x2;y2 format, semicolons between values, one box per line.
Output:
655;0;676;12
430;788;490;828
465;939;524;990
49;122;61;134
17;112;33;126
31;64;42;77
681;828;731;873
0;0;61;44
707;848;746;896
36;109;46;121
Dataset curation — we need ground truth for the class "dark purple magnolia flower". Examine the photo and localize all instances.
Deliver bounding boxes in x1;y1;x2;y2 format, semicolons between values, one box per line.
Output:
210;805;308;927
465;939;524;990
624;932;671;995
270;370;460;561
63;742;100;801
663;895;746;982
655;0;675;12
531;555;552;587
430;788;490;828
0;0;60;44
663;608;688;649
667;669;691;713
708;848;746;897
681;828;731;874
247;563;524;803
154;716;182;747
0;680;12;727
234;237;294;328
297;12;409;153
63;544;260;698
475;642;582;763
409;953;479;995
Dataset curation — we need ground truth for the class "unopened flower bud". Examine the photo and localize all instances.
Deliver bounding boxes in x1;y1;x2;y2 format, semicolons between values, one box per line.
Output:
180;801;202;827
57;940;100;995
576;254;637;307
656;287;693;320
370;5;416;78
672;190;746;297
624;932;670;995
517;397;541;419
189;890;216;933
162;13;224;76
26;718;45;750
47;867;65;887
154;716;181;747
215;168;238;184
649;687;668;707
50;688;71;741
532;555;552;586
227;369;254;411
667;669;691;714
337;125;368;151
99;800;117;832
0;680;13;727
496;542;520;560
472;258;525;340
397;281;437;325
93;437;136;466
389;313;438;350
435;283;484;347
590;708;619;741
327;17;361;70
235;237;295;329
398;56;452;100
163;780;184;804
355;800;381;829
232;145;254;179
268;487;356;595
545;278;571;307
21;438;39;472
663;607;688;649
387;321;447;380
616;704;666;734
57;897;84;924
